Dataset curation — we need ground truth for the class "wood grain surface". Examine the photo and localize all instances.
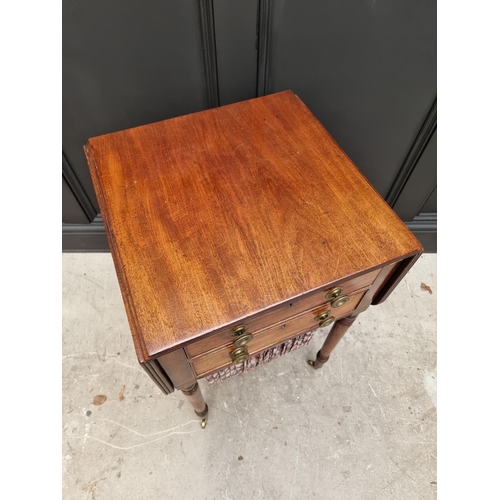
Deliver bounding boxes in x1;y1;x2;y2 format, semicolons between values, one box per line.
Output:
85;90;422;360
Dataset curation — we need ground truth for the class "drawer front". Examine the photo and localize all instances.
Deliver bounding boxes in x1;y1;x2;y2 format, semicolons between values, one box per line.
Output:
185;268;380;358
190;289;366;377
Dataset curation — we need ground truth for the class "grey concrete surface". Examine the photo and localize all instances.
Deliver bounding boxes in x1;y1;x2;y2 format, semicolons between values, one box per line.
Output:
63;254;436;500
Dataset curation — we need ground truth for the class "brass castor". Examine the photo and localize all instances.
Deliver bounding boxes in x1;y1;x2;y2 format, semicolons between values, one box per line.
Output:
194;402;208;428
307;359;316;368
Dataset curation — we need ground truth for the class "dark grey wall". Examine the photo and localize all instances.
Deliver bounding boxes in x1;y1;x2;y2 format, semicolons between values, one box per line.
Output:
422;188;437;214
63;0;210;214
62;177;87;224
265;0;437;199
214;0;258;106
394;131;437;222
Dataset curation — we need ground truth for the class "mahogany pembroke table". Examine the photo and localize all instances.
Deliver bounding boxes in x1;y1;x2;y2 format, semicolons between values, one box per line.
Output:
85;91;423;428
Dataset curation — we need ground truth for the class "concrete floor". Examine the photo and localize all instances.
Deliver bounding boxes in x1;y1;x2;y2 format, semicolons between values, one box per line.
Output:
62;254;436;500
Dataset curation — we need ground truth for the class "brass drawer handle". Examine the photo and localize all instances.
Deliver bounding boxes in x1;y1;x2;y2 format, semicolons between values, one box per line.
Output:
325;286;343;300
230;346;249;365
233;333;254;348
319;317;335;328
232;353;250;365
331;295;350;308
314;311;330;322
229;324;249;337
230;347;248;359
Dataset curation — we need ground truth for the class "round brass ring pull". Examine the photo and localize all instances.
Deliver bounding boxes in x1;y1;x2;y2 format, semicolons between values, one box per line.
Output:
233;333;254;348
230;346;248;360
230;346;249;364
331;295;350;308
325;286;343;300
319;317;335;328
314;311;330;322
229;324;249;337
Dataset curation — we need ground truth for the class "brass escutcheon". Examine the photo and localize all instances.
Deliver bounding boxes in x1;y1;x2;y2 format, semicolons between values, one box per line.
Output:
229;324;249;337
314;311;330;322
319;317;335;328
331;295;350;308
233;333;254;348
325;286;343;300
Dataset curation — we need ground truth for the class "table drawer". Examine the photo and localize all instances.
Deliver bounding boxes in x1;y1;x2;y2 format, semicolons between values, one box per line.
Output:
190;289;366;377
185;268;380;358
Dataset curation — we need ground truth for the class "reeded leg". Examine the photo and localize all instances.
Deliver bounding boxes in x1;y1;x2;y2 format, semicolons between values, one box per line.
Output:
308;314;358;369
181;382;209;428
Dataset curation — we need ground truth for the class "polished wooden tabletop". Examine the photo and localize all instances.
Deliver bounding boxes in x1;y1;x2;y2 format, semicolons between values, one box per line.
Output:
86;91;421;361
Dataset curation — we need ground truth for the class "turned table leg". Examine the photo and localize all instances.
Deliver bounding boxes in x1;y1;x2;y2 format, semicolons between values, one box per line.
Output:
181;382;209;428
308;314;358;369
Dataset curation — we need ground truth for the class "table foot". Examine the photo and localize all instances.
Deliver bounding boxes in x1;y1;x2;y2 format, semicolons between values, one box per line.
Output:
196;404;209;429
307;350;329;369
182;383;209;423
